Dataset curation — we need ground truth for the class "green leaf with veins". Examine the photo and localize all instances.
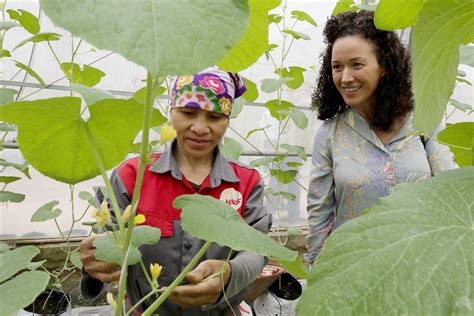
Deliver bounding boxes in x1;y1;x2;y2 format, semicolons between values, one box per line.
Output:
131;226;161;247
297;167;474;315
174;195;297;262
411;0;474;133
374;0;426;29
94;235;141;265
0;271;49;315
0;97;166;184
0;246;41;282
41;0;250;76
437;122;473;167
218;0;281;72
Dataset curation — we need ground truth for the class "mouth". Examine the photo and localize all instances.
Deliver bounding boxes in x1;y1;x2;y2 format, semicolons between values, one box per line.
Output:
188;137;211;145
342;86;361;93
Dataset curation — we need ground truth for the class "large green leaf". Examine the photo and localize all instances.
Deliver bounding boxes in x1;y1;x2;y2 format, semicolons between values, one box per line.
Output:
437;122;473;167
94;235;141;265
0;97;166;184
218;0;280;72
0;271;50;316
31;200;62;222
411;0;474;134
374;0;426;29
219;136;244;161
41;0;249;76
174;195;297;262
297;167;474;315
130;225;161;247
0;246;40;283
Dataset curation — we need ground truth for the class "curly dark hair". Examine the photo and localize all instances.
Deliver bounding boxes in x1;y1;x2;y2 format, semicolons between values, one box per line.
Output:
311;10;413;131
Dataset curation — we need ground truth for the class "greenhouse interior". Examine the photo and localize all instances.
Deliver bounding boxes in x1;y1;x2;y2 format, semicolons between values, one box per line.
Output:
1;0;472;315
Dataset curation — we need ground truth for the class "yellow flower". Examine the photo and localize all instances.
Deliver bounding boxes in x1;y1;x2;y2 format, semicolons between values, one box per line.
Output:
106;292;117;310
176;75;193;89
92;200;112;227
122;205;132;223
134;214;146;225
150;263;163;281
160;125;177;142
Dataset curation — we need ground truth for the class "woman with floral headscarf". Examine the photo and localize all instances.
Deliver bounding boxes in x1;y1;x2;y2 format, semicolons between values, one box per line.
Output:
80;67;271;315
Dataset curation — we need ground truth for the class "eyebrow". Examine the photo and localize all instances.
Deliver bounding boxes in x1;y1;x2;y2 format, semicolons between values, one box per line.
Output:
332;57;368;63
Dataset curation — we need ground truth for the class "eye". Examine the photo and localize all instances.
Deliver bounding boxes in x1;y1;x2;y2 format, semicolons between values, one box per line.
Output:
332;64;342;71
210;113;225;121
353;62;364;69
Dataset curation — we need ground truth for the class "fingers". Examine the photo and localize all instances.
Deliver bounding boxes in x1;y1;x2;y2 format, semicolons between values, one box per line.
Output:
170;278;224;309
79;234;121;283
169;260;232;309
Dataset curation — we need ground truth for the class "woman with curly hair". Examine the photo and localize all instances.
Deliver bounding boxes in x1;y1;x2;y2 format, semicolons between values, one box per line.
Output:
305;10;457;263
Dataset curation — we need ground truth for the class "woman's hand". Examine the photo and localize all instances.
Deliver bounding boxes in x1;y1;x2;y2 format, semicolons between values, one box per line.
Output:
170;259;232;309
80;235;121;283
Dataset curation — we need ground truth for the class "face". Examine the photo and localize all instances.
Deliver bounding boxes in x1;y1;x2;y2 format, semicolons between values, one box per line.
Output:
171;107;229;160
331;35;384;112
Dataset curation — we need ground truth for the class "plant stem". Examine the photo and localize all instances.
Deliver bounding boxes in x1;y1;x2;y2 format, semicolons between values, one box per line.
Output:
115;72;158;316
142;241;213;316
126;289;159;316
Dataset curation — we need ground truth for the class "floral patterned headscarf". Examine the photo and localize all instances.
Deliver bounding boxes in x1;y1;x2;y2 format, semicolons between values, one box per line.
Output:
170;66;247;118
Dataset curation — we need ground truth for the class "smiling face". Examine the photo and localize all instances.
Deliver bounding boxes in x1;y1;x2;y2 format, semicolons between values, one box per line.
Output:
171;107;228;161
331;35;384;115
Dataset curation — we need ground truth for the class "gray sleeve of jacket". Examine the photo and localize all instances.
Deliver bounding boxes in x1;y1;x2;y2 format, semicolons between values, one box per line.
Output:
80;169;131;300
215;178;272;306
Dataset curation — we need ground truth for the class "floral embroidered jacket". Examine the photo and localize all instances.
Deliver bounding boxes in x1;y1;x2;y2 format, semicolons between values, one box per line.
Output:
305;108;458;263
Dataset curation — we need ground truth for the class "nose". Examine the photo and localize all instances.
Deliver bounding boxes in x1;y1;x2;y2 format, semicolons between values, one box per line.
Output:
190;115;210;135
341;68;353;83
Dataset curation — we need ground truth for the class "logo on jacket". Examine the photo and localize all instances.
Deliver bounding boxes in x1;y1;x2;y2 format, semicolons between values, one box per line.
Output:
220;188;242;210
